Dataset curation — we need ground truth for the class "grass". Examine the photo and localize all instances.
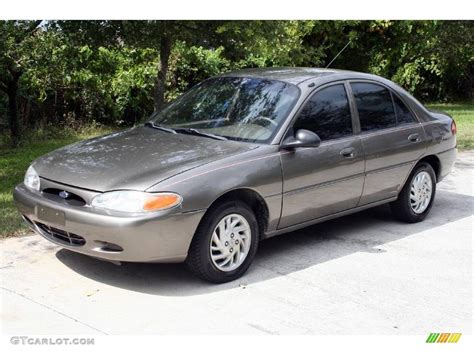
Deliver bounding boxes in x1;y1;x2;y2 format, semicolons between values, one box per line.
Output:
0;125;113;238
0;102;473;238
426;103;474;150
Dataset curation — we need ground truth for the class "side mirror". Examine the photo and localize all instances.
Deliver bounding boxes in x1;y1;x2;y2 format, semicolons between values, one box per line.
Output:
281;129;321;150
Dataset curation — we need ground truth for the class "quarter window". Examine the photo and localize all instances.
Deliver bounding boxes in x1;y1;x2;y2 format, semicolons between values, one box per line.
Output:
351;83;396;131
393;94;416;124
293;84;353;140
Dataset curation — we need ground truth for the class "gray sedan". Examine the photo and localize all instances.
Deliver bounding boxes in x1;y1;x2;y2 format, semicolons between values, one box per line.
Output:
14;68;457;283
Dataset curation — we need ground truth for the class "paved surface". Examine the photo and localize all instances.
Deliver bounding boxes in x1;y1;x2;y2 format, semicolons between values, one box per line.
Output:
1;152;472;335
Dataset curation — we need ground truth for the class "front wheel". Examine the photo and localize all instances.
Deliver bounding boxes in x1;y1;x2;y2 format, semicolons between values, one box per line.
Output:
390;162;437;223
186;201;259;283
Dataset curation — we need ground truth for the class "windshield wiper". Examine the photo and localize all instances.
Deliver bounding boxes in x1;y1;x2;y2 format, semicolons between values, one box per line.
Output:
174;128;228;141
144;121;176;134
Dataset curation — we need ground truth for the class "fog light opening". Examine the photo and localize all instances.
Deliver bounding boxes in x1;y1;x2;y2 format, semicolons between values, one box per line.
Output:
95;241;124;253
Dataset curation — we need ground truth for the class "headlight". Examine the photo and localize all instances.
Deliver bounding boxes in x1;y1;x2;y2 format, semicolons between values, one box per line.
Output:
91;191;182;213
24;166;40;191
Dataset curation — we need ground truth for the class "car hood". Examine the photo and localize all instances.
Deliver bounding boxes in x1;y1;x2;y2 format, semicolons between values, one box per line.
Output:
33;126;258;191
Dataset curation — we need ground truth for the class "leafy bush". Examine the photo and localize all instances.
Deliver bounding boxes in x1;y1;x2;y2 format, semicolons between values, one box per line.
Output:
1;20;472;147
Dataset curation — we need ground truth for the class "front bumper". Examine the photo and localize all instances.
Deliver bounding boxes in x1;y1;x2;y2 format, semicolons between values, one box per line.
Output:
13;184;205;263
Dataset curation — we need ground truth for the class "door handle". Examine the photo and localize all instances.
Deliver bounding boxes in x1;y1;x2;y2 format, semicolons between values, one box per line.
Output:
340;147;356;158
408;133;420;143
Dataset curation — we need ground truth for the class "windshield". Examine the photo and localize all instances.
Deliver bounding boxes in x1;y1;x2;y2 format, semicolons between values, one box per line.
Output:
151;77;300;143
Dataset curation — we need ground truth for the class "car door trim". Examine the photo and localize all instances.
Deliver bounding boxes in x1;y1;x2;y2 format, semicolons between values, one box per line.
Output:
344;81;361;134
283;172;366;196
364;160;415;176
354;122;423;138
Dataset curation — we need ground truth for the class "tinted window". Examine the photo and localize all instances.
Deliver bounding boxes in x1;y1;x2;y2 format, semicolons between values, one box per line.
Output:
351;83;396;131
293;84;353;140
393;94;416;124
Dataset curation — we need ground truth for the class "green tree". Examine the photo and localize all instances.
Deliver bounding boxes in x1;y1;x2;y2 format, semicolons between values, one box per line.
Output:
1;20;472;147
120;21;224;110
0;20;41;146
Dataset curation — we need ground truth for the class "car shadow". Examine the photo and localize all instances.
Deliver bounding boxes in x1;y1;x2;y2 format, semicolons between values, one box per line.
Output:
56;189;474;296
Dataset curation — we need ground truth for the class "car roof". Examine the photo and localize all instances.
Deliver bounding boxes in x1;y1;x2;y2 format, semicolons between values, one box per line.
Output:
218;67;376;85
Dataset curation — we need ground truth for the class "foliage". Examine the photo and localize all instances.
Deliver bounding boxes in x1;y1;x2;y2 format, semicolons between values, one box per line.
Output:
214;21;314;67
18;30;159;127
367;21;474;102
0;20;42;146
0;20;473;147
166;42;230;101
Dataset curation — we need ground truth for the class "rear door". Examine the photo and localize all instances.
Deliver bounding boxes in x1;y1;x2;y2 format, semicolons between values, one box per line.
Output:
278;82;365;229
349;81;426;205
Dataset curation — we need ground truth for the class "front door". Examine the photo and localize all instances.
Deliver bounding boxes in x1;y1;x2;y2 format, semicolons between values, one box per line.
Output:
279;83;365;229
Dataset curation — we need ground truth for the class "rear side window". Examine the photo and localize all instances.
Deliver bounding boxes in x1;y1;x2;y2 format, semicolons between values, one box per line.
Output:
293;84;353;140
351;83;396;131
393;94;416;125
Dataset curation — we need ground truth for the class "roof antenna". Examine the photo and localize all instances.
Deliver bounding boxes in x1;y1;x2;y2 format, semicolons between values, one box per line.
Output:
325;39;352;69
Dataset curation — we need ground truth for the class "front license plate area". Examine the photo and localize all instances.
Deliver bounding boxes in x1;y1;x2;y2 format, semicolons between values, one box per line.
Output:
36;205;65;226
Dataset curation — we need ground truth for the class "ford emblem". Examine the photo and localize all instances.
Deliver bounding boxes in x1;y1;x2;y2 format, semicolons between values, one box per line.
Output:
59;191;70;199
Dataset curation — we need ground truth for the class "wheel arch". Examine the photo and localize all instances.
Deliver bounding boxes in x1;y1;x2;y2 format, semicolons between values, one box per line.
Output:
417;154;441;181
199;188;270;240
397;154;441;198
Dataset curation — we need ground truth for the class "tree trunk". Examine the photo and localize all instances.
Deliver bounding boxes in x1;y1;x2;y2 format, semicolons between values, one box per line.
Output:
24;98;31;127
6;73;21;147
154;35;172;111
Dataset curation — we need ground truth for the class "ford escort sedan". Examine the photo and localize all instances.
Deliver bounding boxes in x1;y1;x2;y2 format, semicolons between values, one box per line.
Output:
14;68;457;283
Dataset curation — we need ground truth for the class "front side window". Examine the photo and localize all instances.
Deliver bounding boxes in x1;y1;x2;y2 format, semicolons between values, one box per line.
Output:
292;84;353;140
351;82;396;131
151;77;300;143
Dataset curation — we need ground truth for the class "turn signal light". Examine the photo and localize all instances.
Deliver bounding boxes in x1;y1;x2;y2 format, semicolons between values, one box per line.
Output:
143;194;181;211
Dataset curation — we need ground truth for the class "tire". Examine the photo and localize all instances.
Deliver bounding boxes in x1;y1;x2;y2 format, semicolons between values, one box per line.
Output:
390;162;437;223
186;200;259;283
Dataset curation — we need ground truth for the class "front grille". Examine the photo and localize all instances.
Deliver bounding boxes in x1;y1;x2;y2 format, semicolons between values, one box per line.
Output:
35;222;86;246
41;188;87;206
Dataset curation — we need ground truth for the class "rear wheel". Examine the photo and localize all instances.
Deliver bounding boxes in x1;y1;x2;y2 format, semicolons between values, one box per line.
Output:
186;201;259;283
390;162;436;223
